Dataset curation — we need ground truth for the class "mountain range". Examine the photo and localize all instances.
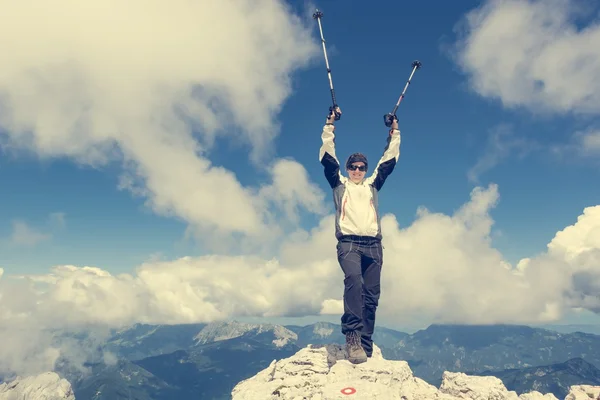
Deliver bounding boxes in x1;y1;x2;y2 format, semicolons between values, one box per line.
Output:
477;357;600;399
4;321;600;399
385;323;600;385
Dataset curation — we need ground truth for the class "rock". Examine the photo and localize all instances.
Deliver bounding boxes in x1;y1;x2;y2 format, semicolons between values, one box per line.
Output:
520;393;559;400
440;371;522;399
564;385;600;399
0;372;75;400
231;343;600;400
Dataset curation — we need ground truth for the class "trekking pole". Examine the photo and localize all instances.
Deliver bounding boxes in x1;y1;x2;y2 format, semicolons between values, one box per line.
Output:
313;9;341;121
384;60;422;127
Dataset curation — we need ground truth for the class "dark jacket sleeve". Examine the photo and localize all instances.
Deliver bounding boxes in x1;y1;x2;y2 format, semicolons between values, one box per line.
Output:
365;128;401;191
319;123;342;189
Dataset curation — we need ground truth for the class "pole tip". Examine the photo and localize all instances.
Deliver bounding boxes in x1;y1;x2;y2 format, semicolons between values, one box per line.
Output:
313;9;323;19
412;60;422;69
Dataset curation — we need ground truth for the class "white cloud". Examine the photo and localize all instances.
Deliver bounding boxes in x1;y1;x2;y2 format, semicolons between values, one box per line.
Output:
257;158;328;225
0;324;61;380
518;205;600;313
0;0;321;242
2;184;600;377
452;0;600;115
547;205;600;261
320;299;343;315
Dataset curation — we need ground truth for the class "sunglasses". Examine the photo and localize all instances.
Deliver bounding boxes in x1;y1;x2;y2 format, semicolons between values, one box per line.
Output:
348;164;367;172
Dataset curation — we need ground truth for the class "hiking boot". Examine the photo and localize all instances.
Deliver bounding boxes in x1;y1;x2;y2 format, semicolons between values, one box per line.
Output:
345;330;367;364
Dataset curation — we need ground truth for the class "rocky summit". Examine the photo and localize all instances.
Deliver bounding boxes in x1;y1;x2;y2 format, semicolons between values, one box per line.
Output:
0;372;75;400
231;344;600;400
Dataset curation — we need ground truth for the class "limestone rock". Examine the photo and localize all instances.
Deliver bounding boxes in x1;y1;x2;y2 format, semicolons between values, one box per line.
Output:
231;343;599;400
564;385;600;399
0;372;75;400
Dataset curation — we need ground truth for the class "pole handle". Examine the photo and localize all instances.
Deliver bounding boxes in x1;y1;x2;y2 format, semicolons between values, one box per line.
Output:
383;113;397;127
329;105;341;121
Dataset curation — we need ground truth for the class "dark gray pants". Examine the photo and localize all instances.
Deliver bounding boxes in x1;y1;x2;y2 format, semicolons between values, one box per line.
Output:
336;235;383;356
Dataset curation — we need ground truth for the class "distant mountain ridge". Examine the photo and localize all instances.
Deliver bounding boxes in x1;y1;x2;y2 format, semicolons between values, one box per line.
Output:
105;323;206;360
536;324;600;336
477;357;600;399
193;321;298;347
387;323;600;385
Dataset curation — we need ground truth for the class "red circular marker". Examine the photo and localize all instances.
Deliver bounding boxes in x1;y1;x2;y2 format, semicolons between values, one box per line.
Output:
340;387;356;395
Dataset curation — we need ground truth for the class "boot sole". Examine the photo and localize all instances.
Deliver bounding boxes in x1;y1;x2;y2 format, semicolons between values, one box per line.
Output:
348;356;367;364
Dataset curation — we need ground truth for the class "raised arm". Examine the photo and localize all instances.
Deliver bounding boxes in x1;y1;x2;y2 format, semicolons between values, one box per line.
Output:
319;107;344;189
365;120;401;191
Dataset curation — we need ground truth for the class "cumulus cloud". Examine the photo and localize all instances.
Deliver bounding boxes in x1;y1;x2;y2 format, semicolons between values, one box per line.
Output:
0;0;321;243
2;184;600;377
451;0;600;115
519;205;600;314
257;158;328;225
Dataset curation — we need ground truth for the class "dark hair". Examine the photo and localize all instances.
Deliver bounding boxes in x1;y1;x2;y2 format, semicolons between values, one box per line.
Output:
345;153;368;170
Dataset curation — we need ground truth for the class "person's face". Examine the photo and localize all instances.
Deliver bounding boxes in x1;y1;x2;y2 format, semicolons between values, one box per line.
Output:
347;162;366;183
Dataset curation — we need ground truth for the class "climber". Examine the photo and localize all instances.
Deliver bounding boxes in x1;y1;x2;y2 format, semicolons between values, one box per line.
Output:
318;106;401;364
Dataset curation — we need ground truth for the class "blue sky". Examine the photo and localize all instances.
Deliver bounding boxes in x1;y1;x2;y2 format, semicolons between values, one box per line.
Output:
1;0;600;337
